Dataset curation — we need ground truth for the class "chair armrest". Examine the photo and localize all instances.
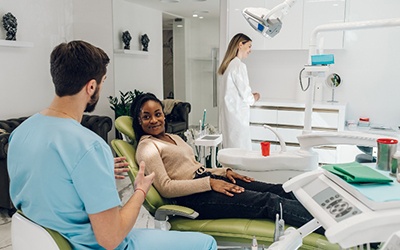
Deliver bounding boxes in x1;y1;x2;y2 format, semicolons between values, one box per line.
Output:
174;102;191;122
81;115;112;142
155;204;199;221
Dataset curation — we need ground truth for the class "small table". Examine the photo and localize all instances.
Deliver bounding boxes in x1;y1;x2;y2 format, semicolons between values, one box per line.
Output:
195;134;222;168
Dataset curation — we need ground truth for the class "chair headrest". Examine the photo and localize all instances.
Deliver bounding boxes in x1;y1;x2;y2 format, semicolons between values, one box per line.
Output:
115;116;135;142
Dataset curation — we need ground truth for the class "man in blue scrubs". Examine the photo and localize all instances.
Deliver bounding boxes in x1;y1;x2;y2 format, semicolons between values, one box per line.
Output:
7;40;217;250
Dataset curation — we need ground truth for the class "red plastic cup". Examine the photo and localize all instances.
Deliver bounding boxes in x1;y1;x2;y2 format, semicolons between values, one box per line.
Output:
260;141;270;157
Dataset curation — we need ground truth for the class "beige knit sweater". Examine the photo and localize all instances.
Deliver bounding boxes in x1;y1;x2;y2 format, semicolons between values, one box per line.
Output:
136;134;228;198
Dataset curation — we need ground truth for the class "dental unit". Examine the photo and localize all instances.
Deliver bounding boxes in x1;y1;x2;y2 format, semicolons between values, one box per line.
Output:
218;1;400;248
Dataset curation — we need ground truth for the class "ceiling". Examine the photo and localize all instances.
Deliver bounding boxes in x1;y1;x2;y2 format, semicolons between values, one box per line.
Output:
126;0;220;28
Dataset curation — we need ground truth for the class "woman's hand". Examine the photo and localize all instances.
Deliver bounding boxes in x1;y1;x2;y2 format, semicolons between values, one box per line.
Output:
114;157;129;179
209;178;244;197
134;161;155;195
226;169;255;184
253;92;260;101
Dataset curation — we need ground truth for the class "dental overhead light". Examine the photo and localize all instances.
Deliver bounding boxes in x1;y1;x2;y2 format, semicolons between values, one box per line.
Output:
242;0;296;38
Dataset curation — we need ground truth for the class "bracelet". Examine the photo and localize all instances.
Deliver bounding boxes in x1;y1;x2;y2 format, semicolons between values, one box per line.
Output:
134;188;147;198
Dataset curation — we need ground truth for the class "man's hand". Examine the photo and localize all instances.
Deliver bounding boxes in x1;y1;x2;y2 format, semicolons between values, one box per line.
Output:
209;178;244;197
226;169;254;184
114;157;129;179
134;161;155;195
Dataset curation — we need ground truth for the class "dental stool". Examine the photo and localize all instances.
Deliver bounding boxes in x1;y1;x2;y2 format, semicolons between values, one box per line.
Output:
11;211;71;250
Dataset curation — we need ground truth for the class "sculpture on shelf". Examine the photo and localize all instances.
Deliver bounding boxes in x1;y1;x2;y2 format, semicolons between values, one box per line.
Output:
2;12;18;41
122;31;132;50
141;34;150;51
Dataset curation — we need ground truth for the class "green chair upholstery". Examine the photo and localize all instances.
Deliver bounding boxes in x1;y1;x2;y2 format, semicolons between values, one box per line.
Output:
111;116;340;249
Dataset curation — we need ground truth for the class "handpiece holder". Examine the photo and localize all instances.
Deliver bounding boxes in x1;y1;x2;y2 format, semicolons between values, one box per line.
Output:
263;124;287;153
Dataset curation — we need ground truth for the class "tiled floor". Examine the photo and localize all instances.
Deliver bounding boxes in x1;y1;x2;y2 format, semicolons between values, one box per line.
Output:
0;177;154;249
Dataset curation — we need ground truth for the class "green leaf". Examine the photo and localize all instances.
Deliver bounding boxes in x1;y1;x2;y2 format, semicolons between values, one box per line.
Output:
108;89;144;117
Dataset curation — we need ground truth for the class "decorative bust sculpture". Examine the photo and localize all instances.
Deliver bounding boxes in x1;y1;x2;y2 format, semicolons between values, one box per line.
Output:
122;31;132;50
141;34;150;51
2;12;18;41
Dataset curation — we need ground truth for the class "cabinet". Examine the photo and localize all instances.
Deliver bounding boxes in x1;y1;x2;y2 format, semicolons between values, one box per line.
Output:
250;100;346;164
225;0;346;50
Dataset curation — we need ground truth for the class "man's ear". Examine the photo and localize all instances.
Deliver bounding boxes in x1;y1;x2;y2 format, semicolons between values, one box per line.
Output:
86;79;97;96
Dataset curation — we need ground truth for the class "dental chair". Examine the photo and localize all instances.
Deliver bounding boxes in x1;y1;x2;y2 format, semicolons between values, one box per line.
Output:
11;211;72;250
111;116;339;249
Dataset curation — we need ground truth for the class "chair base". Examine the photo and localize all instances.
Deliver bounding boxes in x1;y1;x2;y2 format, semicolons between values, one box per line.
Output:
169;217;339;249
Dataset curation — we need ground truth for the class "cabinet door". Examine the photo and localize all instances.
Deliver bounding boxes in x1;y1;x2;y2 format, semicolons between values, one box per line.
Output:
314;147;337;164
227;0;266;50
276;127;303;144
302;0;346;50
312;111;339;129
250;107;277;124
277;109;304;126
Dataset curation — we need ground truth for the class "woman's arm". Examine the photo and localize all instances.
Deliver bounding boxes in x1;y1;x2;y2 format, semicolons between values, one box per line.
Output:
232;62;255;105
136;140;211;198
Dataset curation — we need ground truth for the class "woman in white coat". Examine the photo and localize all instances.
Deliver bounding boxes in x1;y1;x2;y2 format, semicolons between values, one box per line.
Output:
218;33;260;150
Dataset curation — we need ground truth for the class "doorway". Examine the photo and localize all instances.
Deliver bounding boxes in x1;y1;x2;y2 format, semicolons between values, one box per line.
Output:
162;12;220;129
162;13;177;99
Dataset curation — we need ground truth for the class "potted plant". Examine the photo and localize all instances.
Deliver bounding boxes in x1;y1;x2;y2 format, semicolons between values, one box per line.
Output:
108;89;143;118
108;89;143;139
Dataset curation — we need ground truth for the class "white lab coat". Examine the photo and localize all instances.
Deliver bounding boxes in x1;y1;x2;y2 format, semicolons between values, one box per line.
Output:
219;57;255;150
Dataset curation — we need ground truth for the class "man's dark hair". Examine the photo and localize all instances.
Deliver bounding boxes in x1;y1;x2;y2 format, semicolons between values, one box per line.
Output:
50;40;110;97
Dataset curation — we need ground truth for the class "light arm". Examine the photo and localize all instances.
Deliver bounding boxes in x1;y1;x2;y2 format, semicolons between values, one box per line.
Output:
242;0;297;38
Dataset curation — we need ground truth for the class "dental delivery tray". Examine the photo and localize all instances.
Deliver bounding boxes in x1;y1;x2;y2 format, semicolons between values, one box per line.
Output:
283;165;400;248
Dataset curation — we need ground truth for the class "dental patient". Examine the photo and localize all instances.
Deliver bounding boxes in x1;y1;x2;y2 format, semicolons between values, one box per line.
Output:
131;92;322;232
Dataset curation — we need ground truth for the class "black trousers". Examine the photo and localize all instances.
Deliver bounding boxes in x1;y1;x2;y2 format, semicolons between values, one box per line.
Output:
173;172;322;233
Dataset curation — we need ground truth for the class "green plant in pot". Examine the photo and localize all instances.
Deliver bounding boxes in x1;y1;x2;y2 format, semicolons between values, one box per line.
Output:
108;90;143;139
108;89;143;118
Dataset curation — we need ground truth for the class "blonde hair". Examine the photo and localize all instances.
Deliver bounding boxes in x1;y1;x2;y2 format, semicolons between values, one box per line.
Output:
218;33;252;75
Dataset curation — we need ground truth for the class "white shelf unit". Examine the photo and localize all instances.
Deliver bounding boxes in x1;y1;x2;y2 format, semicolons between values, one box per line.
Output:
250;100;346;164
114;49;149;55
0;40;34;48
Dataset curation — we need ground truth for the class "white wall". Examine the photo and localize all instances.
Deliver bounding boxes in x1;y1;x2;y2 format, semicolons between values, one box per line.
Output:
0;0;163;142
0;0;115;126
112;0;163;99
72;0;115;121
244;0;400;129
0;0;74;119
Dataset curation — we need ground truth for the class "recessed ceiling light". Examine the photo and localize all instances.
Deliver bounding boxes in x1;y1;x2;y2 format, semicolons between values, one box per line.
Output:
199;16;204;19
193;10;209;14
193;14;198;17
177;24;183;28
